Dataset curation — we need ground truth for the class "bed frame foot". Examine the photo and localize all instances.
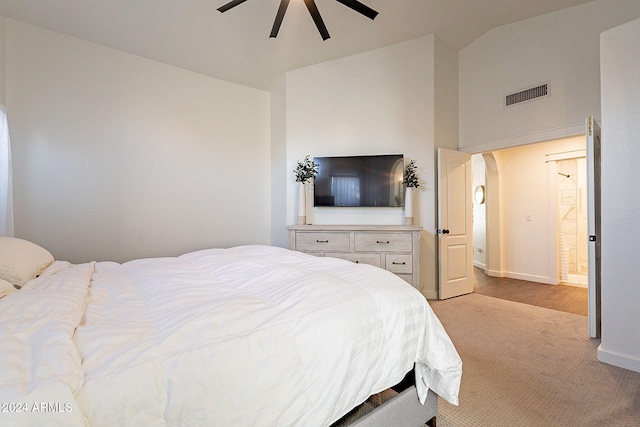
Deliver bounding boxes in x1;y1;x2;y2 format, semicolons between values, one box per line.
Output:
426;416;436;427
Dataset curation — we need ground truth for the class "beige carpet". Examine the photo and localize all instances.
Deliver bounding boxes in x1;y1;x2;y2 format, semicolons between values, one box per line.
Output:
429;293;640;427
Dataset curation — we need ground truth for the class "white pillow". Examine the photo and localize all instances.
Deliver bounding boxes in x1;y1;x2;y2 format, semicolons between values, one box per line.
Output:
0;278;17;298
0;237;54;287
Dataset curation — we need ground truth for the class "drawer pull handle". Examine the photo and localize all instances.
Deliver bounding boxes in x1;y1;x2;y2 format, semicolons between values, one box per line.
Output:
392;262;407;265
316;240;329;243
377;240;390;244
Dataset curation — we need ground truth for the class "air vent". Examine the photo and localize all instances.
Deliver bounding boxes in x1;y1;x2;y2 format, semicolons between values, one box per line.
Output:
505;83;549;107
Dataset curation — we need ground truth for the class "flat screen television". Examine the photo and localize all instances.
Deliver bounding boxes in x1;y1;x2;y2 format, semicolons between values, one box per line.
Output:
313;154;405;207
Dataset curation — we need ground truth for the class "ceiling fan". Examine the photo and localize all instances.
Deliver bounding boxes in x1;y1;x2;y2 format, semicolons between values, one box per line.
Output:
217;0;379;41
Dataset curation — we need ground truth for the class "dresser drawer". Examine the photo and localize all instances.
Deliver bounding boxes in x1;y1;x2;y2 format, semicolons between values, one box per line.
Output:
385;254;413;274
354;233;412;253
295;232;350;252
396;274;413;285
288;225;421;290
326;252;381;268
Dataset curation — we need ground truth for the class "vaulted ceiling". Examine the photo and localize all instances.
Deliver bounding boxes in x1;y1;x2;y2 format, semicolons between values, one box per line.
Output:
0;0;595;90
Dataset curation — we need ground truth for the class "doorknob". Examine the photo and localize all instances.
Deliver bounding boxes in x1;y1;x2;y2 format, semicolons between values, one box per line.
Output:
436;229;450;235
443;229;450;234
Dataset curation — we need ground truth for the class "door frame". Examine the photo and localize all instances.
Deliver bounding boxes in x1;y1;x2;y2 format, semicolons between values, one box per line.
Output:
475;144;591;287
586;116;601;338
480;153;503;278
463;121;600;338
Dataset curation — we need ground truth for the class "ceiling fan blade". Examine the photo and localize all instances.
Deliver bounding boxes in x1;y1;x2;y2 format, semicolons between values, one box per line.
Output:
270;0;290;38
217;0;249;13
303;0;330;40
335;0;378;20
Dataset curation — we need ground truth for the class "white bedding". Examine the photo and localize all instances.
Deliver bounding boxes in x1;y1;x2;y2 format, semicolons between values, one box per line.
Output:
0;245;461;426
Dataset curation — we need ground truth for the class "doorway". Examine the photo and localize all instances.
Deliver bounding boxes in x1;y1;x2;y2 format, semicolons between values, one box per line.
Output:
472;134;588;288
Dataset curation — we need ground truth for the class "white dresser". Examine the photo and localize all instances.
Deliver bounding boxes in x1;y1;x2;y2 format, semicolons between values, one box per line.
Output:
287;225;422;289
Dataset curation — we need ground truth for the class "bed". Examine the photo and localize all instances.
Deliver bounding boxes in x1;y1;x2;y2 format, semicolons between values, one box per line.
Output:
0;237;462;426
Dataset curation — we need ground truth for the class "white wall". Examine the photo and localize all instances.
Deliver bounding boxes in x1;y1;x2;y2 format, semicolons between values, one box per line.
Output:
6;20;272;263
0;17;5;105
457;0;640;371
284;35;434;227
491;136;585;283
599;17;640;373
459;0;640;153
434;36;459;151
282;35;458;298
270;75;288;248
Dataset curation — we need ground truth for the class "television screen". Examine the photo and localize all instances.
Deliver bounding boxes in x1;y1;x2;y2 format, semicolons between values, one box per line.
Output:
313;154;405;207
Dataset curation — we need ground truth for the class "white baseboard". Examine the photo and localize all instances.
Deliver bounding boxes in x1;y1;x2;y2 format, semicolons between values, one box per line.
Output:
503;271;554;285
482;269;556;285
472;261;486;270
597;344;640;374
485;269;505;278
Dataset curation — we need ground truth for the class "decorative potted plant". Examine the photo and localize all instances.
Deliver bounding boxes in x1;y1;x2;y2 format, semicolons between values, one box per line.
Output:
402;159;419;225
294;155;319;225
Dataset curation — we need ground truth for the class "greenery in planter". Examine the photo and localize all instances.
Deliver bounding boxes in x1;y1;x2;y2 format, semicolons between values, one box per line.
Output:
403;159;419;188
294;155;319;184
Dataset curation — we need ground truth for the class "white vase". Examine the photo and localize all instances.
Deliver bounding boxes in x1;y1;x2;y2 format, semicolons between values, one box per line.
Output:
297;182;306;225
404;187;414;225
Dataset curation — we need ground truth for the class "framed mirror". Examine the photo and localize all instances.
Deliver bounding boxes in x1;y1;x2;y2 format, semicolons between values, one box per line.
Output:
474;185;485;204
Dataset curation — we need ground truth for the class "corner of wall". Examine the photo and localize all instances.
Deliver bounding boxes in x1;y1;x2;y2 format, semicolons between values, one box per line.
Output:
434;35;459;151
270;75;288;248
600;16;640;374
597;345;640;375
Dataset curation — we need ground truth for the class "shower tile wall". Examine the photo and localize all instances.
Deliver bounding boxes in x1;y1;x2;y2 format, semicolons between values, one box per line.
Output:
558;159;588;278
559;160;578;275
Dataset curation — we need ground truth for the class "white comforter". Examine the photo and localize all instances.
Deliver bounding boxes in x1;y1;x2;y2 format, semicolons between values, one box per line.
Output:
0;245;461;427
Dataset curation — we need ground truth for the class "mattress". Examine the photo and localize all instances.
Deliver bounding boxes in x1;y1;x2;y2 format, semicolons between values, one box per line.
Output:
0;245;461;426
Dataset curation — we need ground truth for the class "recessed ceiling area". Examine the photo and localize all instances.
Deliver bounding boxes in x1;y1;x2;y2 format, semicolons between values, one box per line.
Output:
0;0;595;90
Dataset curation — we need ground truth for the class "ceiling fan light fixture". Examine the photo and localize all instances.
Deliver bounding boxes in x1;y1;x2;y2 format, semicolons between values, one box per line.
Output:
217;0;378;41
270;0;291;38
335;0;378;20
303;0;331;41
216;0;249;13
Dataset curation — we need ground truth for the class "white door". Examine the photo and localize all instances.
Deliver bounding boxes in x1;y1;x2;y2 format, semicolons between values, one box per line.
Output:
438;148;473;299
586;117;601;338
